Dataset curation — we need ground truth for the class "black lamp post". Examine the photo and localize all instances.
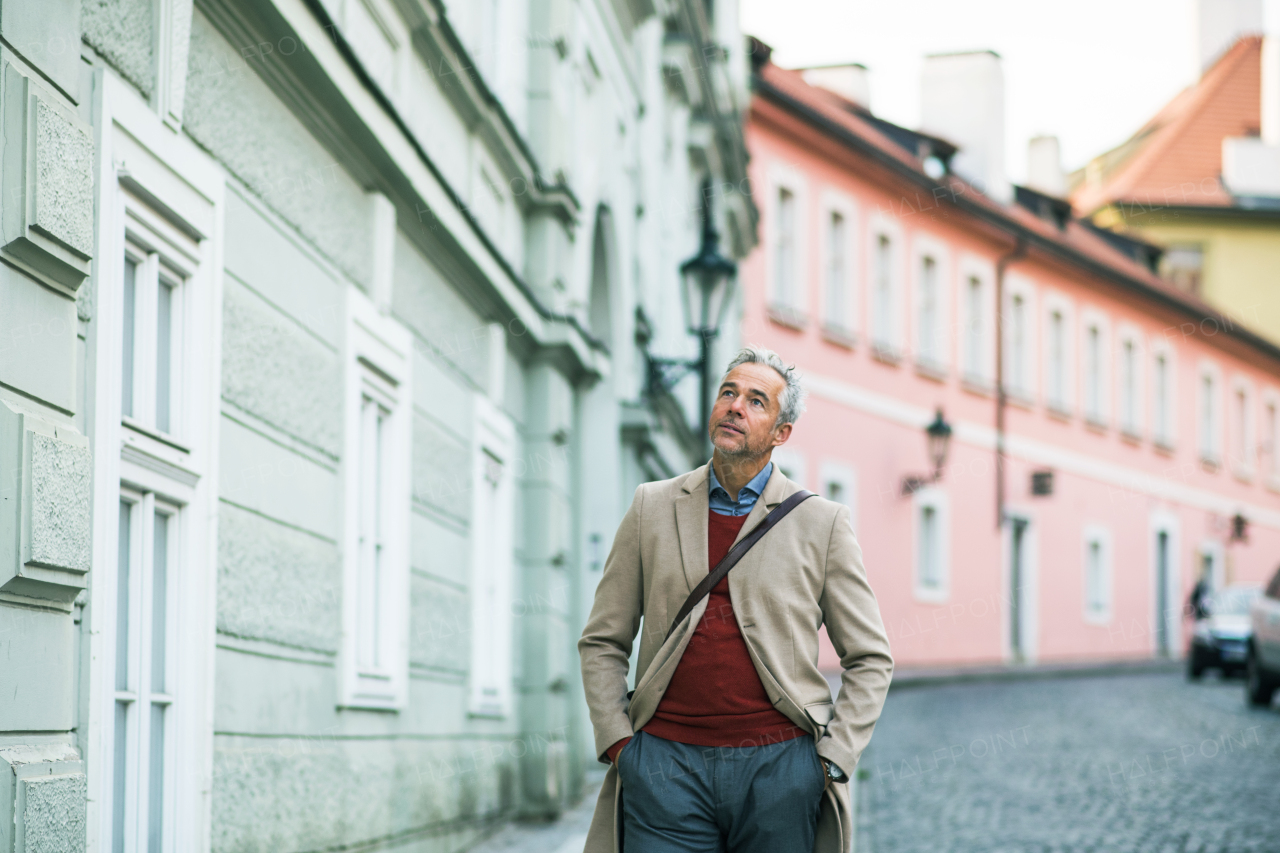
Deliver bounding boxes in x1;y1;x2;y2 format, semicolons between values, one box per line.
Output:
647;180;738;457
902;408;953;495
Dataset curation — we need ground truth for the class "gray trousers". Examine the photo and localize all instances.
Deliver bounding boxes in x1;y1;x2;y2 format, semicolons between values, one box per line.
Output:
616;730;826;853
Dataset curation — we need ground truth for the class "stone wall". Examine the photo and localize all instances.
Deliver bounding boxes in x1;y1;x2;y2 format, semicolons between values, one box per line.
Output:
0;1;94;846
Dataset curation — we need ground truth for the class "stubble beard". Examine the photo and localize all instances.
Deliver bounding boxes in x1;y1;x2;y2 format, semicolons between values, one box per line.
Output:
712;420;772;477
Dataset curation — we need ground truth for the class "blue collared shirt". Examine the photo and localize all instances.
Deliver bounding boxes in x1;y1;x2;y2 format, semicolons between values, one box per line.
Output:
707;462;773;516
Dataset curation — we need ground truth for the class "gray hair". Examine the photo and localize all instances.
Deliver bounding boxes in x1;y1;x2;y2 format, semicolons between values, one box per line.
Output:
722;346;807;426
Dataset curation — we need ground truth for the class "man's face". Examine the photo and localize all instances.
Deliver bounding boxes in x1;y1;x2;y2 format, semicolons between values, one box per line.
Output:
708;363;793;460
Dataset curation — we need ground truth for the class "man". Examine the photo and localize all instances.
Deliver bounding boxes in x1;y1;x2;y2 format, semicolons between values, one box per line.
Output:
578;346;893;853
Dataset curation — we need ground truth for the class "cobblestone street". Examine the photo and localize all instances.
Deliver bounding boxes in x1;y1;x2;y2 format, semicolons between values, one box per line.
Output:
858;672;1280;853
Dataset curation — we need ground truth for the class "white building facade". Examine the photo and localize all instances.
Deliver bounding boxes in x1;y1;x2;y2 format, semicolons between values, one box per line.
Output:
0;0;755;850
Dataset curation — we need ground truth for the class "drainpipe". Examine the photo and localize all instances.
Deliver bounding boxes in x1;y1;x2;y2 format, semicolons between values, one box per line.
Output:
995;238;1026;530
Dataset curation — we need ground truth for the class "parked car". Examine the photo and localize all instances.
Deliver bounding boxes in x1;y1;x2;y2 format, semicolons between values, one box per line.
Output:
1189;585;1261;678
1246;567;1280;706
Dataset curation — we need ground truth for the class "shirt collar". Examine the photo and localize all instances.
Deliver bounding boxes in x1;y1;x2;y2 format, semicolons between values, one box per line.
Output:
708;461;773;504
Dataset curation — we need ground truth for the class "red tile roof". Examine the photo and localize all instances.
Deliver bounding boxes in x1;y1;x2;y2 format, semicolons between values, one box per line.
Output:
1070;36;1262;213
750;58;1280;365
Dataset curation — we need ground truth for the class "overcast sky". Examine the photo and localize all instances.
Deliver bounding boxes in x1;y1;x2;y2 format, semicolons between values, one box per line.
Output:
740;0;1274;183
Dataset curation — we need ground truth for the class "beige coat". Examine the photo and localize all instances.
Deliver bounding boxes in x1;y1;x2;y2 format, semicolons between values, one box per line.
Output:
577;462;893;853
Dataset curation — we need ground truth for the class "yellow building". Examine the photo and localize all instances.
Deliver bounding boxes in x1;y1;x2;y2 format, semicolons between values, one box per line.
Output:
1072;36;1280;343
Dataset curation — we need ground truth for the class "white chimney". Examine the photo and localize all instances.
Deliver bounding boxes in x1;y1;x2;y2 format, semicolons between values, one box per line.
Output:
1194;0;1263;73
920;51;1009;203
1222;2;1280;196
1224;5;1280;196
1264;34;1280;144
801;64;871;109
1026;136;1066;197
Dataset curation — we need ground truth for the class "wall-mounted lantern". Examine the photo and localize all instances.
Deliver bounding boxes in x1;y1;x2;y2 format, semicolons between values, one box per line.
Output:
1231;513;1249;543
903;408;953;495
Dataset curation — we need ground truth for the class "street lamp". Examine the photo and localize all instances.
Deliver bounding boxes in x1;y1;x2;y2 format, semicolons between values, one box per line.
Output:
902;408;953;495
646;180;738;456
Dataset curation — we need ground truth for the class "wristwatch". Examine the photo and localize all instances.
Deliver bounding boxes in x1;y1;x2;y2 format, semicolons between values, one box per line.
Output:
823;759;846;782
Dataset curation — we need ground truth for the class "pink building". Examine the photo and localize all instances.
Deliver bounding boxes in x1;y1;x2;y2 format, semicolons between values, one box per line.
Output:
742;45;1280;669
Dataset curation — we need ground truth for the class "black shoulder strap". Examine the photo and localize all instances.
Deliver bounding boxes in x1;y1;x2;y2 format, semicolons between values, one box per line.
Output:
664;489;816;643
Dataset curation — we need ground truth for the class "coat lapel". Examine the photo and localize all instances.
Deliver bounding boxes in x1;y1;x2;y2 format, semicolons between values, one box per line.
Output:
673;463;710;593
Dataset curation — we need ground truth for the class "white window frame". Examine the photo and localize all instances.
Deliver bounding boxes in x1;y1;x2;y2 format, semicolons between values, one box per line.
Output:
1117;325;1144;438
340;286;413;710
111;489;181;853
770;447;808;490
868;213;904;357
1080;309;1110;426
1150;341;1177;448
912;486;949;603
468;394;517;718
1002;273;1036;401
1041;293;1074;414
1149;512;1182;655
1263;389;1280;490
1197;361;1222;466
818;461;858;535
819;190;858;340
1002;508;1039;664
1230;376;1255;481
89;75;222;853
766;165;808;317
911;234;951;373
120;223;188;441
1082;525;1113;624
958;255;995;387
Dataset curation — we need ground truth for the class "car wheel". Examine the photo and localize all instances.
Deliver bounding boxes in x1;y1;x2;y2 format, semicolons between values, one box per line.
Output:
1187;650;1206;680
1245;649;1277;707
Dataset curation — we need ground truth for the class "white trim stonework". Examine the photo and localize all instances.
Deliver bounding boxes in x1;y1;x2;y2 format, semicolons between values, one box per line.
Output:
87;69;223;853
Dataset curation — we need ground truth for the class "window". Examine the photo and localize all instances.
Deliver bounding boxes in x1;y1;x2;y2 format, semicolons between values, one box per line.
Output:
771;448;807;490
819;461;857;535
122;235;186;436
964;274;985;380
871;232;896;350
1082;315;1109;424
917;255;940;365
913;487;948;602
824;210;849;332
1118;332;1142;436
1009;294;1026;391
356;386;392;672
820;198;857;337
1083;526;1112;622
1003;281;1036;399
112;491;178;853
103;189;214;853
1160;244;1204;294
1152;347;1175;446
469;395;517;717
1199;365;1220;464
341;287;412;709
1265;396;1279;483
920;506;940;586
1046;307;1068;410
774;187;796;309
1085;326;1100;419
1232;380;1254;476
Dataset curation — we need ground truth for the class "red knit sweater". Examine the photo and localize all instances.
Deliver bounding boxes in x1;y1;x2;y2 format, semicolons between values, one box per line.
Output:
607;511;805;761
